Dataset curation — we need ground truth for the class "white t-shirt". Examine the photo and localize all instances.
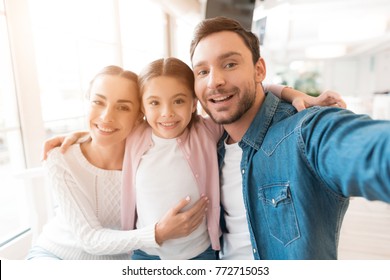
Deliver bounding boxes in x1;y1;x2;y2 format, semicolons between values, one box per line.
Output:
135;133;210;259
219;139;254;260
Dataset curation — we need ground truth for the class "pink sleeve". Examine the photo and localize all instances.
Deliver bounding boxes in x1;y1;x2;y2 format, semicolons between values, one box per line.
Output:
263;83;286;98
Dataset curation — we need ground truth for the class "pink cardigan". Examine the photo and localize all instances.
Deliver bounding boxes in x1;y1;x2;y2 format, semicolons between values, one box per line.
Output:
121;117;224;250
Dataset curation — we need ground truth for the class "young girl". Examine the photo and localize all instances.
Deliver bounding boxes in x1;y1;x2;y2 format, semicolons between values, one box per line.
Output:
27;66;207;260
121;57;307;260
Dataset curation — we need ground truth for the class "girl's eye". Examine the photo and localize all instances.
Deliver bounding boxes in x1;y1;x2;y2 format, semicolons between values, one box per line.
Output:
174;99;185;105
149;100;158;106
117;105;130;111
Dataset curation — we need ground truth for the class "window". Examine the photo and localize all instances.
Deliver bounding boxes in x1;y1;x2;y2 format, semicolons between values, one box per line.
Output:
0;1;29;245
0;0;171;254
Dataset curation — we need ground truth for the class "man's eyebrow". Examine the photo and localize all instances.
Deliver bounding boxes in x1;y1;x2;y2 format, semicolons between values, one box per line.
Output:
219;51;242;60
193;51;242;69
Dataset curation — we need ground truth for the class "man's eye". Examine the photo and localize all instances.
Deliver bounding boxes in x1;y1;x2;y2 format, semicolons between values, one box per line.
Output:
197;70;208;76
225;62;236;69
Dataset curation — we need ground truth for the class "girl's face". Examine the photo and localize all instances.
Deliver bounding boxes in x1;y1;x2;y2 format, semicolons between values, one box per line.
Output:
142;76;197;139
88;75;140;147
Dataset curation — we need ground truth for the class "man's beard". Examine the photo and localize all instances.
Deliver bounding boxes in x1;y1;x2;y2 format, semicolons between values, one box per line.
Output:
203;87;255;125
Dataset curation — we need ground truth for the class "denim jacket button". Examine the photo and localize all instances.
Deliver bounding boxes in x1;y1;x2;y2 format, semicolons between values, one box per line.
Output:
241;169;245;174
253;248;256;253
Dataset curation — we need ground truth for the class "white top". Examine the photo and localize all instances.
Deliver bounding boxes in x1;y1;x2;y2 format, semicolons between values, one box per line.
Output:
219;139;254;260
135;133;210;259
34;145;158;260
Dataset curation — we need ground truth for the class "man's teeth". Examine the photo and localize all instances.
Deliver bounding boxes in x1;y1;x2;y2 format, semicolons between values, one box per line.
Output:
212;95;231;102
97;125;115;132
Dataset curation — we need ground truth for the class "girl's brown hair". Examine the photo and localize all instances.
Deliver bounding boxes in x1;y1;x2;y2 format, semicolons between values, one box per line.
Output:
138;57;199;124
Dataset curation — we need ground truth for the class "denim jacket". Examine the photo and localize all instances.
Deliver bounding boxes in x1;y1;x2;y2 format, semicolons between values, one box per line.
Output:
217;92;390;259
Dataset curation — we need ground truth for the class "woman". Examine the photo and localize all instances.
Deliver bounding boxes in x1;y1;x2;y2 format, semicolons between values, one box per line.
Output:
26;66;207;260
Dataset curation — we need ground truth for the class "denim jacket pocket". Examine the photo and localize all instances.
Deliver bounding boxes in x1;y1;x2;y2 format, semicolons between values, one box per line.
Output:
258;183;300;246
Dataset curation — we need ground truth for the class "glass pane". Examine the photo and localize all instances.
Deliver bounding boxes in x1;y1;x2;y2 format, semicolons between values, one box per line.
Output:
0;6;30;244
0;130;29;244
28;0;120;137
173;17;197;65
0;16;19;129
120;0;166;73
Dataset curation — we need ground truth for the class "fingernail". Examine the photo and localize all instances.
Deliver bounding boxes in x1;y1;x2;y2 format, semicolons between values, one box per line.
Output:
185;196;190;201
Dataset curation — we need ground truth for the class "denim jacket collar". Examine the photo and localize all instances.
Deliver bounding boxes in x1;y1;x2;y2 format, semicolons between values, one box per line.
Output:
240;92;280;151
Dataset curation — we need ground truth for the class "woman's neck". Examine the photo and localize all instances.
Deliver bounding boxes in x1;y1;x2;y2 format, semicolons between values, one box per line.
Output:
80;140;125;170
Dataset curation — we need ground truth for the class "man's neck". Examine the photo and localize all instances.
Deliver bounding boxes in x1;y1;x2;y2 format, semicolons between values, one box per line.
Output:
223;92;265;144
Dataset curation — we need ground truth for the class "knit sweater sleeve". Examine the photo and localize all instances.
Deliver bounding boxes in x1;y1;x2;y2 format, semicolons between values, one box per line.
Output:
45;148;158;256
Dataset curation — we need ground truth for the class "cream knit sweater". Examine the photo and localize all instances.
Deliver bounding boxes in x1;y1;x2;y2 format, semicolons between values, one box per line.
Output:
33;145;158;260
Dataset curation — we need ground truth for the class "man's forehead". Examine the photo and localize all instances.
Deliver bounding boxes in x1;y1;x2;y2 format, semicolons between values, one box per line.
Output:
192;32;248;66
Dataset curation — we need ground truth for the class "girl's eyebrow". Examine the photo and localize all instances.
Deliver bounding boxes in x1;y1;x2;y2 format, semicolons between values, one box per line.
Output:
117;99;134;104
172;93;189;98
145;93;188;100
145;95;160;100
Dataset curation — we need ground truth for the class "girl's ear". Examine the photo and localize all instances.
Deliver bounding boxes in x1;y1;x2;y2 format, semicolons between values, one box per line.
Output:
140;104;145;115
192;97;198;113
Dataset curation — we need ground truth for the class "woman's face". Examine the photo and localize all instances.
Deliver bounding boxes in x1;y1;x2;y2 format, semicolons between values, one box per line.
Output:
87;75;140;147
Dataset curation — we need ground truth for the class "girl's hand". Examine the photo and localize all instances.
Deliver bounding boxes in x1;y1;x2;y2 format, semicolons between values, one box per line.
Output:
292;90;347;112
41;131;89;160
154;195;208;245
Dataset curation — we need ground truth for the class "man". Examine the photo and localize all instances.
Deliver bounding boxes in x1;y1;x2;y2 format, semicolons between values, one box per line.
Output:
190;16;390;259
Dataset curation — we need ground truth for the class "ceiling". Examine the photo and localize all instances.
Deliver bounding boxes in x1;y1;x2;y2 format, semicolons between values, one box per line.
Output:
254;0;390;62
152;0;390;62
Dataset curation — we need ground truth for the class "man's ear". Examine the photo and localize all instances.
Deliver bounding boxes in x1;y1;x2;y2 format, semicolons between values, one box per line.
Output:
254;57;266;83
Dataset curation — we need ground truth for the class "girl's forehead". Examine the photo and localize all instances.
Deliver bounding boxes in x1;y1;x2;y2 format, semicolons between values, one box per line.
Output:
144;76;192;93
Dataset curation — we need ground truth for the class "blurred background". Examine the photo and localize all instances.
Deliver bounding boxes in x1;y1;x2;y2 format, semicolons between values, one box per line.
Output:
1;0;389;259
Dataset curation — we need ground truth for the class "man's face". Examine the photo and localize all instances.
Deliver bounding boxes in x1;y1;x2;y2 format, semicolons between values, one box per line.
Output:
191;31;265;125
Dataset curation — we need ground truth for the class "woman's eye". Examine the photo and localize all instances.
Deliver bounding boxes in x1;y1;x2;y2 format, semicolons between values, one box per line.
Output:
92;100;102;106
149;101;158;106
